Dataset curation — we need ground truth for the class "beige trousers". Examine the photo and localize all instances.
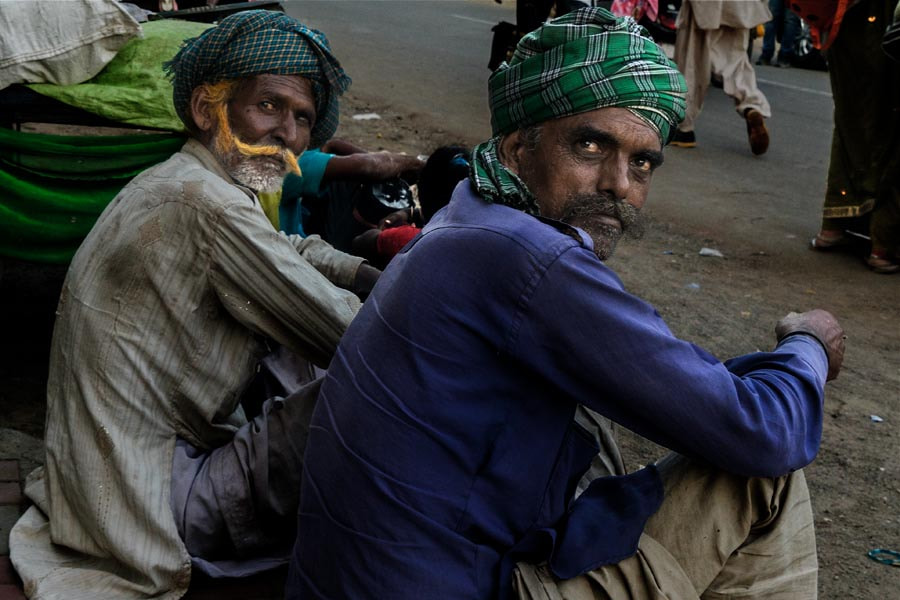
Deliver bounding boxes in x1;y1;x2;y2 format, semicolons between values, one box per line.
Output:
513;454;818;600
674;13;772;132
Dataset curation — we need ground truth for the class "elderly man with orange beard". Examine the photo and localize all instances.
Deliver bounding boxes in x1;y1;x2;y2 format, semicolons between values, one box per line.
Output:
9;11;377;600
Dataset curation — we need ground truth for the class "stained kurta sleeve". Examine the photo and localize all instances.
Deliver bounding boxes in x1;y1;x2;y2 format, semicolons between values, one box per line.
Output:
283;232;365;289
209;199;361;367
511;245;827;477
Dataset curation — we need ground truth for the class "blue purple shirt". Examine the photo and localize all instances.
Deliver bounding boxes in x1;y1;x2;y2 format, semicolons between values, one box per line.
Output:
288;181;828;599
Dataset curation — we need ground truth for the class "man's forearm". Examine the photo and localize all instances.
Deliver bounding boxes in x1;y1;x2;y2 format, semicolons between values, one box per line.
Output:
289;233;365;289
322;152;424;184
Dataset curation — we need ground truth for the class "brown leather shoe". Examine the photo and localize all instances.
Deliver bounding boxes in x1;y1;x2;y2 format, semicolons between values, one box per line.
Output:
744;108;769;155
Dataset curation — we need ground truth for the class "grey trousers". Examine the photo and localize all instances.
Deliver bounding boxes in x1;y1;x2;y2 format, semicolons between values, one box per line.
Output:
513;453;818;599
169;348;322;577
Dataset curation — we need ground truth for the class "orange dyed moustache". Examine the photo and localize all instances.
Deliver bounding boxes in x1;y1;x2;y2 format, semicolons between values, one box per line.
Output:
213;103;300;175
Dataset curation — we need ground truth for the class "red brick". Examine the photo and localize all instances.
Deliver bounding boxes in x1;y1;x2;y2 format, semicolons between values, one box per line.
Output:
0;483;22;507
0;462;18;483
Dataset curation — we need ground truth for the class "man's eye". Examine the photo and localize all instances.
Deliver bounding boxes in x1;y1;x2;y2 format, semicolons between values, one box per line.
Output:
633;158;653;173
579;140;601;153
260;100;275;110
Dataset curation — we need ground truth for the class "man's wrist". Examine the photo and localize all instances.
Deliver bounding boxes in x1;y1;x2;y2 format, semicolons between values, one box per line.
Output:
778;330;830;362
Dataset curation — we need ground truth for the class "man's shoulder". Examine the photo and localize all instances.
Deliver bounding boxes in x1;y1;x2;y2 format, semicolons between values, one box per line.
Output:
140;147;224;186
127;148;248;209
428;187;589;261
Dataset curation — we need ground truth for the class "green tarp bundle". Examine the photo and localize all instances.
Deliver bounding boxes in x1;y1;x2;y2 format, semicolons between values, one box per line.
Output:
27;19;210;132
0;19;208;263
0;128;185;263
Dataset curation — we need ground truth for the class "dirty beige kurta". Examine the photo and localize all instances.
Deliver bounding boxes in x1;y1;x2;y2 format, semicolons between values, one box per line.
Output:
10;139;363;600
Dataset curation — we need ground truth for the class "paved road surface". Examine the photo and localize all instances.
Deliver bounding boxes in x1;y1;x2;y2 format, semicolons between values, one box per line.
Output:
286;0;835;254
288;0;505;139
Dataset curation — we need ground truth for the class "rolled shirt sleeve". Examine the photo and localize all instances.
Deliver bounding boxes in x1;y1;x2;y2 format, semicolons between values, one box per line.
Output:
285;232;365;290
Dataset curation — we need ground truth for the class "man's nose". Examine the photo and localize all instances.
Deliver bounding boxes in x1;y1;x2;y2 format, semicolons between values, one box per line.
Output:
597;157;633;205
273;116;302;153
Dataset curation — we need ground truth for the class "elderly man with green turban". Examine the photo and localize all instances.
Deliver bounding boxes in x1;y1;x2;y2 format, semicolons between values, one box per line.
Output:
9;10;380;599
288;8;844;600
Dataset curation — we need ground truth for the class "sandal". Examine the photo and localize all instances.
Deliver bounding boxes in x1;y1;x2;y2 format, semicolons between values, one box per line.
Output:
810;229;848;250
866;251;900;274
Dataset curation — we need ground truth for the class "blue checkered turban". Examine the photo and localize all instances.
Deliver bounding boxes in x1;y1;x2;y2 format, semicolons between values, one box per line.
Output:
164;9;350;148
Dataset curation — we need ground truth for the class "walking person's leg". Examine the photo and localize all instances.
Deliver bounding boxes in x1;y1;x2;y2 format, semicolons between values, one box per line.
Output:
758;0;780;64
672;3;709;147
710;27;771;155
778;8;801;65
867;189;900;273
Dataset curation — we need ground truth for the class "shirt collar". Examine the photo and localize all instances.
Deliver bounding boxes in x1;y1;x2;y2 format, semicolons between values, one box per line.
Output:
455;179;596;252
180;137;259;204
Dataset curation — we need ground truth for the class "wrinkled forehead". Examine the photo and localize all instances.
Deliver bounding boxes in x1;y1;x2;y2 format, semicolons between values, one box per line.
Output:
543;107;664;151
235;73;316;101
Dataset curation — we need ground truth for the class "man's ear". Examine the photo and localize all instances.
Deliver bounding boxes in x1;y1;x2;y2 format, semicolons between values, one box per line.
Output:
189;86;215;135
497;131;524;176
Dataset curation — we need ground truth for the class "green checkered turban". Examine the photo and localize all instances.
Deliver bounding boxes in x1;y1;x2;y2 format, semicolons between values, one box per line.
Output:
472;7;686;215
490;7;684;141
164;10;350;148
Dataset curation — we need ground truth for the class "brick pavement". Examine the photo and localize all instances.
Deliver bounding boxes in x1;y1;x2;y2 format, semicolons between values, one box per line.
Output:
0;460;25;600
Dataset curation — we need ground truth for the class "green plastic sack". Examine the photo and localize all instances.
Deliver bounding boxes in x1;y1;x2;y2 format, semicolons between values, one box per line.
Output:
0;127;185;263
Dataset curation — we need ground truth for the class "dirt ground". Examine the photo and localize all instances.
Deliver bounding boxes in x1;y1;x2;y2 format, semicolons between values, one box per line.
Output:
1;89;898;598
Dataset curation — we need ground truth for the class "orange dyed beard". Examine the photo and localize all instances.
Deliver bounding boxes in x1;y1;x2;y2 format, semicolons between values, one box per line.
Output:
210;101;300;193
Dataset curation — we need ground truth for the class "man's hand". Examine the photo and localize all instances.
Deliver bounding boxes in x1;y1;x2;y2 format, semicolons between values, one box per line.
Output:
351;263;381;301
776;309;845;381
380;208;414;229
351;229;382;264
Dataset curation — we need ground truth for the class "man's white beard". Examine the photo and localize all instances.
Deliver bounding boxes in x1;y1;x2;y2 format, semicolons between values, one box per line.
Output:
228;157;287;194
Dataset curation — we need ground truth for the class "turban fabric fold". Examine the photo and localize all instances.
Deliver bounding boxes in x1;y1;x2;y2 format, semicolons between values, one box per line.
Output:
164;9;350;148
471;7;687;215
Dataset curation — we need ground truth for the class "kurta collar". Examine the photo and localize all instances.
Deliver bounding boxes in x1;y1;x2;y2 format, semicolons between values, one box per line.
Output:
180;138;259;204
